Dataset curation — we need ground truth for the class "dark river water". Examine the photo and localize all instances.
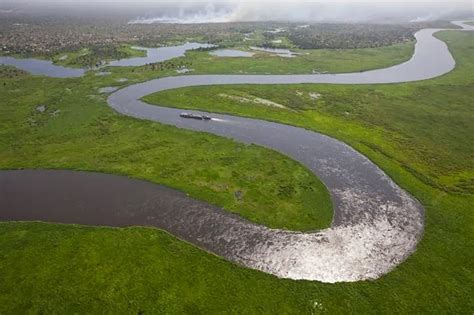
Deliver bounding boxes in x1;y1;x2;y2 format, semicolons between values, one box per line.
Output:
1;21;472;282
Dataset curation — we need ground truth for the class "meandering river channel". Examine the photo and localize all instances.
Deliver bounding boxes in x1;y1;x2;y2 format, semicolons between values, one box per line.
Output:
1;21;472;282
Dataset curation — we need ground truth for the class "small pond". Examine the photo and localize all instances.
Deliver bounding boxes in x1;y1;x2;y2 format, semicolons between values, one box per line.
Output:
250;46;299;58
210;49;255;58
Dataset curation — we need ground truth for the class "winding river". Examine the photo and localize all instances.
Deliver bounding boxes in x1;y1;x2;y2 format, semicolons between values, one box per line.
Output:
1;21;472;283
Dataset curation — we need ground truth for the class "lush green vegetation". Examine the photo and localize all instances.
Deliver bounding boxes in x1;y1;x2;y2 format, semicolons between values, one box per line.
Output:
0;68;332;231
0;31;473;313
145;32;473;194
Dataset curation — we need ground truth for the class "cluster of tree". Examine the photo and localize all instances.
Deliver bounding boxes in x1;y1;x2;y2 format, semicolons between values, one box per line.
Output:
72;45;133;67
288;23;415;49
259;30;293;49
143;60;192;72
0;66;26;79
192;46;218;52
262;32;279;40
259;42;280;49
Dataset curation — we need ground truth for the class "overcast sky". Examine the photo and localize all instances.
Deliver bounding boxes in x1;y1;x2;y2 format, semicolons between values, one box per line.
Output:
1;0;472;23
13;0;471;2
5;0;472;6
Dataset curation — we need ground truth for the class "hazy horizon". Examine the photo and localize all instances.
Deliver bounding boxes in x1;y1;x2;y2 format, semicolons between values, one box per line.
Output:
1;1;472;24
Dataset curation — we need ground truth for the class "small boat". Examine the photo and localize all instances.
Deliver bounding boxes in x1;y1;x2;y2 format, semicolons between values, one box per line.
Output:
180;112;212;120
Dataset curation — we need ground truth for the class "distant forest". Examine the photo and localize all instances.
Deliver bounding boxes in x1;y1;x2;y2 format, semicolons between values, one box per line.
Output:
0;14;456;56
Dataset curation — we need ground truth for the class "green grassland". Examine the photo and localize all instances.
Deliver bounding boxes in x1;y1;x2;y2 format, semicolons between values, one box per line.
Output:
0;31;473;313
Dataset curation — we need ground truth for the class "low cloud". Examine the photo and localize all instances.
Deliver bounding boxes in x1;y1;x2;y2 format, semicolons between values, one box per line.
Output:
3;1;472;24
